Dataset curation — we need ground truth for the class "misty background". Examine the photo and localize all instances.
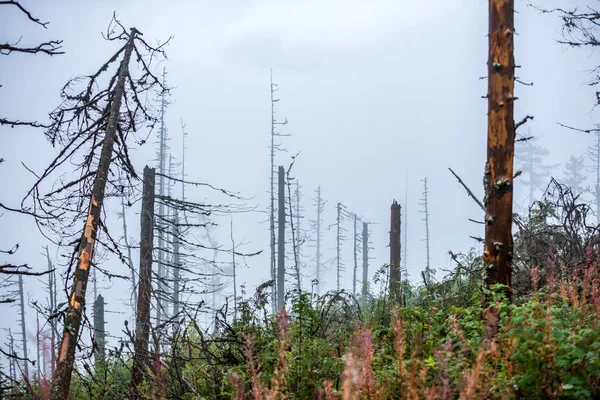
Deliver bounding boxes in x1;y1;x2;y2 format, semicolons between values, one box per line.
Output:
1;0;599;359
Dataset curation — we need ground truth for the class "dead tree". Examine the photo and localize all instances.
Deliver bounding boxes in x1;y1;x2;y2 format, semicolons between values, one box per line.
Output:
309;186;325;294
131;166;155;395
403;173;409;280
18;20;169;398
230;218;237;321
333;202;349;291
352;213;358;297
172;210;181;322
286;160;301;292
155;67;170;327
292;179;304;291
44;246;57;377
484;0;515;295
7;330;15;381
586;127;600;221
362;222;369;297
277;165;286;310
420;178;432;284
36;312;40;384
389;200;401;301
269;71;289;311
93;295;105;362
17;275;28;379
120;194;136;318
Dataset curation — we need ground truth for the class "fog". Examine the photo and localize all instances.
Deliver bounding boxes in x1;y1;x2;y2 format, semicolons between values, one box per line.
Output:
1;0;598;370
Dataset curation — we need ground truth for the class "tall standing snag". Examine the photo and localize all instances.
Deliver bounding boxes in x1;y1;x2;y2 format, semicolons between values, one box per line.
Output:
362;222;369;297
131;166;155;394
277;166;286;310
389;200;401;301
484;0;515;294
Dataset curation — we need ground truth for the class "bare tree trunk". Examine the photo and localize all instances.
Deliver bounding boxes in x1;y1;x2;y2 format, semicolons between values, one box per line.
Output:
352;214;358;297
335;202;343;291
172;211;181;322
36;312;41;385
389;201;402;301
45;246;56;377
8;330;15;381
131;166;155;395
121;195;136;318
270;71;277;312
420;178;431;284
484;0;515;296
230;218;237;321
49;30;137;400
17;274;29;379
93;294;105;362
315;186;322;295
595;129;600;223
403;173;408;277
287;169;301;292
277;165;286;310
156;68;168;328
362;222;369;297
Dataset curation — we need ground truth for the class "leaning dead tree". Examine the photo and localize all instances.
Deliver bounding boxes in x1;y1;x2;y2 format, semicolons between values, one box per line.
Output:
484;0;515;295
20;18;169;399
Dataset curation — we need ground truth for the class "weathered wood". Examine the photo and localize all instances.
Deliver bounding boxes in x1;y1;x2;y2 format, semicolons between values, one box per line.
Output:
389;200;402;301
484;0;515;296
49;29;138;400
93;294;105;362
131;166;155;396
277;165;285;310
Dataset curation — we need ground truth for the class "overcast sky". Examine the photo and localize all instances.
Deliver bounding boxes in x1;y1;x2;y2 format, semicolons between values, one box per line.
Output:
1;0;599;365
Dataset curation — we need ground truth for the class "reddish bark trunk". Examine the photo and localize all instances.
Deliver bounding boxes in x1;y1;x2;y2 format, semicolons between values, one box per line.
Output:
484;0;515;297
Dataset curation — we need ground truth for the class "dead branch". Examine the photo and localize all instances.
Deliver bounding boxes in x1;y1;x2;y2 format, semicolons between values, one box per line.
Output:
448;167;485;211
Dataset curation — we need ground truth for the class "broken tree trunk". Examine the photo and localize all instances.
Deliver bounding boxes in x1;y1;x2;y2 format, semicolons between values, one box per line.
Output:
277;165;285;310
484;0;515;297
93;294;105;362
131;166;155;395
49;30;137;400
389;200;402;301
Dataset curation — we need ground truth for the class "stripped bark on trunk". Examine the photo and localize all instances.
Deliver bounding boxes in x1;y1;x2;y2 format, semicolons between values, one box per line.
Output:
49;30;138;400
484;0;515;296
